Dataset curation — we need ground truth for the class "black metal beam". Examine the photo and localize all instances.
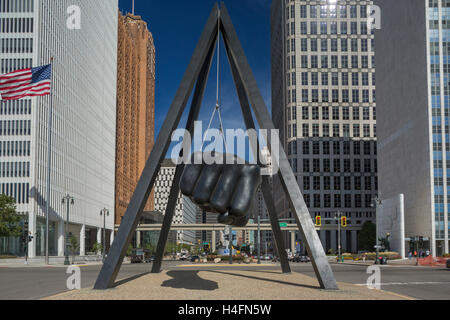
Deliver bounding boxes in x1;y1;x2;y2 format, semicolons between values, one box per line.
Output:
151;38;217;274
94;4;220;290
219;3;338;290
224;39;291;274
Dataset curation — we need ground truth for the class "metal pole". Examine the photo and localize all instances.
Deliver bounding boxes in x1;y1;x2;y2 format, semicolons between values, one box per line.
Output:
338;212;341;262
229;226;233;264
64;196;70;265
375;200;380;264
45;57;54;265
103;212;106;262
257;215;261;264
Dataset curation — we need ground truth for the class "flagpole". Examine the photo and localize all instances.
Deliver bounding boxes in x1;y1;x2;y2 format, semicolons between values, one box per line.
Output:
45;57;54;265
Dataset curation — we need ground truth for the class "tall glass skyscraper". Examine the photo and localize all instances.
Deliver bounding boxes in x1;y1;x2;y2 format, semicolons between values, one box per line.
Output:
376;0;450;256
0;0;118;258
271;0;378;253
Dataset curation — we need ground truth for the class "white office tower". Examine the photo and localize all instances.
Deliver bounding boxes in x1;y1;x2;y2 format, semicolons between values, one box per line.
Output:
271;0;378;253
0;0;118;258
375;0;450;256
154;159;196;245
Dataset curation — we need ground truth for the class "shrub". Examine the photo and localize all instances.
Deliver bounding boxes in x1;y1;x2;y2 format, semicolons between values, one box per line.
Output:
357;251;401;260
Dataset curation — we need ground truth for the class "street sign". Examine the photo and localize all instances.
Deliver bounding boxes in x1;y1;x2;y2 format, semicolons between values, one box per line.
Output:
279;222;288;228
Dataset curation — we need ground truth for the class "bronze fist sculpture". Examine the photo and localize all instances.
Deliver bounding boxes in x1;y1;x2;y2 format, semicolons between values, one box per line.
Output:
180;152;261;227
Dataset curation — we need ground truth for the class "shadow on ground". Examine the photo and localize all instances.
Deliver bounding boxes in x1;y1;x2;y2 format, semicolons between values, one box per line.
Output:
205;270;320;290
161;271;219;291
114;272;150;288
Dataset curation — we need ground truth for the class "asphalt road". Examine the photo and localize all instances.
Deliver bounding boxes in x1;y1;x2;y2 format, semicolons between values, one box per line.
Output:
0;262;448;300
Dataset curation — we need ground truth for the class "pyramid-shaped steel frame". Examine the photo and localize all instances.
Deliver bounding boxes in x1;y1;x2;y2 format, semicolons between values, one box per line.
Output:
94;3;338;290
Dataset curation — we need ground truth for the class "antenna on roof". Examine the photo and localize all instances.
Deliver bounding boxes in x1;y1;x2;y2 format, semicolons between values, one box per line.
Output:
132;0;135;15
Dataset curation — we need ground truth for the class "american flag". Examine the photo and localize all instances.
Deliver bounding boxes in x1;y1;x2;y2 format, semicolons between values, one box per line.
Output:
0;64;52;100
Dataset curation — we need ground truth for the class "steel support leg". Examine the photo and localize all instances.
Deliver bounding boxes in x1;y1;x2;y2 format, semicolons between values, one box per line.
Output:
94;4;220;290
151;31;216;274
220;3;337;289
225;39;291;273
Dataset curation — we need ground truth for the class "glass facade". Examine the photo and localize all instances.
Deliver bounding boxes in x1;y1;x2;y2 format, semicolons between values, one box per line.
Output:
428;0;450;249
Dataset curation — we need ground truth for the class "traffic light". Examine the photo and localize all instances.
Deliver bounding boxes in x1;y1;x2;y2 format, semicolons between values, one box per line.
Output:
315;216;322;227
341;216;347;227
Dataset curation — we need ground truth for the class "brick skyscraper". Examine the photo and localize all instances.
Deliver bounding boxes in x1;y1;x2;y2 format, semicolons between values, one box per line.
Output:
115;12;155;225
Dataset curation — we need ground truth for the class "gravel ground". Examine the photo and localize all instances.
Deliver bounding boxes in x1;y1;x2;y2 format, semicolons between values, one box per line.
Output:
44;269;413;300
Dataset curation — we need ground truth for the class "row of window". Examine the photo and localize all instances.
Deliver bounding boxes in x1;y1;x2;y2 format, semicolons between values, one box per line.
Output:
1;38;33;53
300;158;377;174
0;18;34;33
0;0;34;13
288;140;376;156
0;161;30;178
0;140;31;157
0;120;32;136
297;21;372;36
0;182;29;204
288;3;369;20
304;193;376;210
288;71;375;87
0;100;32;115
288;106;376;122
290;38;374;54
287;50;375;70
429;0;450;8
287;88;376;104
290;123;376;138
0;58;32;74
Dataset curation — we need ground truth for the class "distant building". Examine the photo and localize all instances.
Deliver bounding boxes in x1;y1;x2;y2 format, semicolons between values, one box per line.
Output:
271;0;377;253
115;12;156;226
0;0;117;258
154;159;196;245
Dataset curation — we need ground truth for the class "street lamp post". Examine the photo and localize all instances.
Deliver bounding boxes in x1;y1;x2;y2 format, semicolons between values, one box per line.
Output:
62;194;75;266
100;208;110;263
257;215;261;264
229;226;233;265
372;195;383;264
335;211;342;262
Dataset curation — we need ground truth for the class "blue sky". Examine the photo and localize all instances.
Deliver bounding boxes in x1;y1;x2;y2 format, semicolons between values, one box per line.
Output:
118;0;272;158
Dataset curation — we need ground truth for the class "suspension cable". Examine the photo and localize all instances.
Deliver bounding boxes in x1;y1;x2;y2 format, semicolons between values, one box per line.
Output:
201;7;230;154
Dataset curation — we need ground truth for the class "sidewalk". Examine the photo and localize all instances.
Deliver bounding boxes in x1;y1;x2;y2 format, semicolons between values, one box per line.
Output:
0;256;106;268
45;269;414;300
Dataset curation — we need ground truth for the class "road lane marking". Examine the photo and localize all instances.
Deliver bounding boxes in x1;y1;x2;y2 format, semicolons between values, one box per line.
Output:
176;264;278;267
355;281;450;286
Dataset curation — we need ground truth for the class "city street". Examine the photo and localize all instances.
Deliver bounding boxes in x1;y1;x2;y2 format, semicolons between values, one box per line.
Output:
0;262;448;300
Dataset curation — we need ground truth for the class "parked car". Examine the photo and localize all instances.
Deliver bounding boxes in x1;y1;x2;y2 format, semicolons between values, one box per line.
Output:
190;255;200;262
180;255;188;261
293;254;310;263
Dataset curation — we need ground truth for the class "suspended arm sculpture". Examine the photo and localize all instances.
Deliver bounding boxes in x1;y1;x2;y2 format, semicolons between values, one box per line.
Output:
180;152;261;227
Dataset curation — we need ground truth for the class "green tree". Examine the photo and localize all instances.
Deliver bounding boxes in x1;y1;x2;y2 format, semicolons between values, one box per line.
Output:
92;242;103;255
358;221;376;252
0;194;21;237
69;236;79;264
